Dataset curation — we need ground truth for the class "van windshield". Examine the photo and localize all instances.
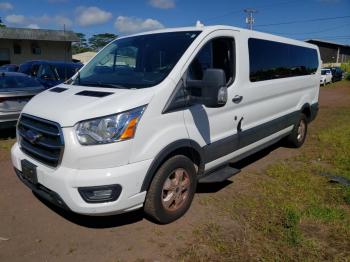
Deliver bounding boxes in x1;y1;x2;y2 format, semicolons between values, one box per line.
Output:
72;31;201;89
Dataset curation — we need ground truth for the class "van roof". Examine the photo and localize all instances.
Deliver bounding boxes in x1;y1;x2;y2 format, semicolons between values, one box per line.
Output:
120;25;318;50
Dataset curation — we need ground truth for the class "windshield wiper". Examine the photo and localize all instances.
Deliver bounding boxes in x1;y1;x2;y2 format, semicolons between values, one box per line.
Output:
72;79;127;89
95;83;127;89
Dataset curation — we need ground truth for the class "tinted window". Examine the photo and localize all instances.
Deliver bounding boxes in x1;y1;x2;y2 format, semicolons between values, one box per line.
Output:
0;75;42;90
37;64;56;80
73;31;201;89
52;64;80;80
19;63;40;76
18;63;32;75
188;37;235;84
249;38;318;82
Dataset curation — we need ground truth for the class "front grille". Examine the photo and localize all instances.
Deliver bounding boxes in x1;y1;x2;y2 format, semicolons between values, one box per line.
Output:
18;114;64;167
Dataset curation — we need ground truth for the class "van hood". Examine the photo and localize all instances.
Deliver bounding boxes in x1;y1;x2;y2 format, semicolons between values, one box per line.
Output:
22;84;155;127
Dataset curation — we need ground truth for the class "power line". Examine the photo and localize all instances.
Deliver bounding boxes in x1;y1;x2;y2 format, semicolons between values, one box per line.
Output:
255;15;350;27
265;23;350;36
204;0;300;22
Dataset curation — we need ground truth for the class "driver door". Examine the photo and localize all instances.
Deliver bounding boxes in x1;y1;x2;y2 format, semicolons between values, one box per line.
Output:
184;31;240;165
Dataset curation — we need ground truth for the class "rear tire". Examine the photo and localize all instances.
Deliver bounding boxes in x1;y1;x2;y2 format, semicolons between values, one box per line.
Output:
286;114;308;148
144;155;197;224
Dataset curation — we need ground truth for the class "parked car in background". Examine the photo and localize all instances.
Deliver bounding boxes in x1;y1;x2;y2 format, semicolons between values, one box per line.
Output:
19;60;83;88
321;68;332;86
329;67;343;82
0;72;44;129
0;64;19;72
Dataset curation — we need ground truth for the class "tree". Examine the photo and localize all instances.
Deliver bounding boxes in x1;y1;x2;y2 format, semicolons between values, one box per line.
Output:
88;33;117;51
0;17;6;28
72;32;92;54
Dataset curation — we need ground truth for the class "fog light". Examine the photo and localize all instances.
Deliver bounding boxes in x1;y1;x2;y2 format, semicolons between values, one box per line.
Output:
78;185;122;203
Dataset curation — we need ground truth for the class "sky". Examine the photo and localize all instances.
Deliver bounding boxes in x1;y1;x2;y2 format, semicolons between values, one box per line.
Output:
0;0;349;44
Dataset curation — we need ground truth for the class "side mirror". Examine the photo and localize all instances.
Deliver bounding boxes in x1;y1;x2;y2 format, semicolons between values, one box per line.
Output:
187;69;228;108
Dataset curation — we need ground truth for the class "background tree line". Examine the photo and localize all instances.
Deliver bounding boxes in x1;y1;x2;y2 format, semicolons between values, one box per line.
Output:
72;33;117;54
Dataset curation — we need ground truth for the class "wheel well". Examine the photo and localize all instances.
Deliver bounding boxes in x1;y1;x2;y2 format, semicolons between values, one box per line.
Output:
161;147;202;174
301;105;311;122
141;145;204;192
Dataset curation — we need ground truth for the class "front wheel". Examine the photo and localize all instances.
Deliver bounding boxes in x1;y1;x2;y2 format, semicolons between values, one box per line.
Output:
144;155;197;224
285;114;308;148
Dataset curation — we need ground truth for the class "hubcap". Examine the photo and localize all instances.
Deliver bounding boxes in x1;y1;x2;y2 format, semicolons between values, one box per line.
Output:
297;120;306;142
161;168;190;211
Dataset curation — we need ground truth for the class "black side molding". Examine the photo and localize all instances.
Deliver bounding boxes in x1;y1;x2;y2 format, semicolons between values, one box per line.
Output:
50;87;68;93
198;165;240;183
75;90;114;98
310;102;319;122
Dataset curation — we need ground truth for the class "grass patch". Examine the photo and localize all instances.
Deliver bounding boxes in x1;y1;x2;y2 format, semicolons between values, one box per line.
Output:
305;205;346;222
323;80;350;89
0;139;15;152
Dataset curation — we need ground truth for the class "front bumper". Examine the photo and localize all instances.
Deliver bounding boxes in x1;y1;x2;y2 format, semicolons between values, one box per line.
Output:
11;142;152;215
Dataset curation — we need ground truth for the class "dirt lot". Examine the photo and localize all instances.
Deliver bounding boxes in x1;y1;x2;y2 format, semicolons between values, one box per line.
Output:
0;81;349;262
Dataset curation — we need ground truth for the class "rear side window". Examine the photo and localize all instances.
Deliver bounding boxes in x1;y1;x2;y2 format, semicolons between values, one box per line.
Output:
249;38;318;82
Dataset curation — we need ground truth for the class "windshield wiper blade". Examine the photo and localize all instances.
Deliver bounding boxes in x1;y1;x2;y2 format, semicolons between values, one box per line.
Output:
96;83;127;89
72;81;126;89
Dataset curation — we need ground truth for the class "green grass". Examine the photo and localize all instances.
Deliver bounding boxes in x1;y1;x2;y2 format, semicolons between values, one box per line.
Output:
323;79;350;89
0;138;15;152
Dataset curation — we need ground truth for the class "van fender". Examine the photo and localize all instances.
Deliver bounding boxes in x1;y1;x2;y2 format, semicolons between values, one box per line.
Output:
140;139;204;192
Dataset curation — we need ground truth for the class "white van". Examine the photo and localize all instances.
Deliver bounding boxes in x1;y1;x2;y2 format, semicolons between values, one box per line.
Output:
11;25;320;224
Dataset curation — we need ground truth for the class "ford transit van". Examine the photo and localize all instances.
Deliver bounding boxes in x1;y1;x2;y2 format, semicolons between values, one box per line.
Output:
11;26;320;224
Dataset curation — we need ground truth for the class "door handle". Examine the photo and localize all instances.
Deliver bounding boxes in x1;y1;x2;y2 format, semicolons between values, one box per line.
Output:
232;95;243;104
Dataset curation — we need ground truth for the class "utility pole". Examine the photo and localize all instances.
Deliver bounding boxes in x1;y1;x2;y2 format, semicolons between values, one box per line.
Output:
244;9;257;30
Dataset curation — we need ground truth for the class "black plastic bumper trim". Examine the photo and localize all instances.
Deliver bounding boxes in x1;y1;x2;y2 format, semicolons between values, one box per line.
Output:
14;168;70;211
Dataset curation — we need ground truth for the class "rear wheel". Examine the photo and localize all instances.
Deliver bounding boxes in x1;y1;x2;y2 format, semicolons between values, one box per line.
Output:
144;155;197;224
286;114;308;148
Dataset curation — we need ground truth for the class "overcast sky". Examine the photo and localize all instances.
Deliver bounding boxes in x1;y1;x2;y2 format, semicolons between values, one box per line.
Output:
0;0;349;44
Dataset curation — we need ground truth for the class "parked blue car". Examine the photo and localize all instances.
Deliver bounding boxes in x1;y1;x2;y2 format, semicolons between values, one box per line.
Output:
19;60;83;88
0;64;19;72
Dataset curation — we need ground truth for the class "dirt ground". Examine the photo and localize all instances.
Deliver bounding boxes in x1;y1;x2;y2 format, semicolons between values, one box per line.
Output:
0;82;349;262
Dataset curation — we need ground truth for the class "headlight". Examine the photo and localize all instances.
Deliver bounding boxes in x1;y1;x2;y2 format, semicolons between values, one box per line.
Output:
76;106;146;145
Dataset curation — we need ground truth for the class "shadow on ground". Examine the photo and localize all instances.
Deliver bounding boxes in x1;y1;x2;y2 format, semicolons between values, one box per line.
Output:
32;140;286;228
34;192;145;228
0;127;16;140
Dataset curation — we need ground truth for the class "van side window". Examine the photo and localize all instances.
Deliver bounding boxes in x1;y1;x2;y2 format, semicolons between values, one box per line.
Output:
249;38;318;82
188;38;235;85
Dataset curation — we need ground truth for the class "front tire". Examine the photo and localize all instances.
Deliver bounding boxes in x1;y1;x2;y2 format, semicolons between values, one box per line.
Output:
286;114;308;148
144;155;197;224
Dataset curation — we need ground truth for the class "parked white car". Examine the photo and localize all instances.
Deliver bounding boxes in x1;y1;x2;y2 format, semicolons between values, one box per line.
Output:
320;68;332;86
11;25;320;224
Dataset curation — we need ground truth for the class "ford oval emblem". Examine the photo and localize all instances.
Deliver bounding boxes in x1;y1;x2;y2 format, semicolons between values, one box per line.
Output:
25;129;42;144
